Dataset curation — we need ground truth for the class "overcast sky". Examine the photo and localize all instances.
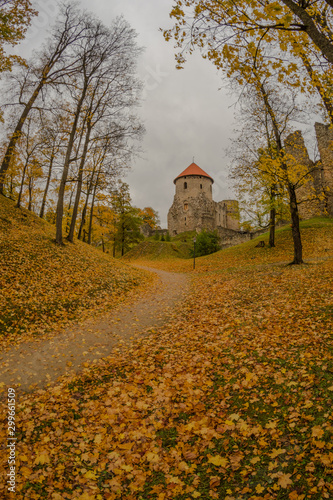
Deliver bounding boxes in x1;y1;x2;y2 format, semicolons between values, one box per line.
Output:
19;0;238;227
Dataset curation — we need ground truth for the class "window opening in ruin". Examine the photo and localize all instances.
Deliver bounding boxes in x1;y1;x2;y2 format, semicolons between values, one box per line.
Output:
200;184;202;189
184;182;187;189
184;203;188;210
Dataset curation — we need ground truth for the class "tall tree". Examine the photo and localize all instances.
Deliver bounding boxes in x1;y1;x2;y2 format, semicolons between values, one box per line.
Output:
66;64;143;243
55;15;142;245
111;181;143;256
0;3;88;194
38;116;66;219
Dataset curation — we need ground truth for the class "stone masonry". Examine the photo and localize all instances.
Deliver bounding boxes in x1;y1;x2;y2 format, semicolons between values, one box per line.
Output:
285;124;333;219
168;162;239;235
315;123;333;217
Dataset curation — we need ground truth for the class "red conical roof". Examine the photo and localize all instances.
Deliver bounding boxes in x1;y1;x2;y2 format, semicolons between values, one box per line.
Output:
174;162;214;184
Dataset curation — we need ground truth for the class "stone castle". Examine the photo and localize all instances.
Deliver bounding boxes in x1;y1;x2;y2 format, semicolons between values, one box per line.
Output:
286;123;333;219
167;162;239;235
167;123;333;246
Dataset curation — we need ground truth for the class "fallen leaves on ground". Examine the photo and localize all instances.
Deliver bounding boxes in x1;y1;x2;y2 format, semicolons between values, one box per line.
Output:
0;217;333;499
0;197;153;349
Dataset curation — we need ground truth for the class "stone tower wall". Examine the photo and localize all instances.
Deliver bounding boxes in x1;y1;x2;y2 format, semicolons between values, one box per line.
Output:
168;192;216;234
315;122;333;217
224;200;240;231
284;131;323;219
175;175;213;201
168;173;240;235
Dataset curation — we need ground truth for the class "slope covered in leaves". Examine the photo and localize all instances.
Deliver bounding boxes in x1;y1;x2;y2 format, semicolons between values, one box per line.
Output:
1;217;333;499
129;218;333;273
0;196;151;349
123;240;191;261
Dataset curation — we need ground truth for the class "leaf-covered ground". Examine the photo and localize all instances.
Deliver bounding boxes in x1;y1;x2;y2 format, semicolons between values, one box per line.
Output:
0;197;152;349
1;217;333;499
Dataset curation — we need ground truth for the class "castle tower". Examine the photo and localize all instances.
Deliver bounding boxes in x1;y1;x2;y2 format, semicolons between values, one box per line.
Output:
168;162;214;234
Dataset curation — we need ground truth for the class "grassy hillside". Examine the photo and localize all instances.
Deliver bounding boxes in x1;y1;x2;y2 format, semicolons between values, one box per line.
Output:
0;196;151;348
129;218;333;272
123;239;192;260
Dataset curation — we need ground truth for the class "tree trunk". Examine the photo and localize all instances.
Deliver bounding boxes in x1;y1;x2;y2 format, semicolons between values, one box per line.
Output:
78;192;88;240
28;177;33;211
269;185;276;247
16;160;29;209
121;221;125;256
88;171;100;245
258;82;303;264
280;0;333;65
0;81;44;195
40;154;55;219
65;187;75;235
269;208;276;248
9;174;14;200
67;123;92;243
113;232;116;257
55;88;87;245
78;172;96;240
288;183;303;264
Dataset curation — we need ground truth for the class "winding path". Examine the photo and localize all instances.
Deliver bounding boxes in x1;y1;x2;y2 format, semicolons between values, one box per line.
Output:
0;267;188;392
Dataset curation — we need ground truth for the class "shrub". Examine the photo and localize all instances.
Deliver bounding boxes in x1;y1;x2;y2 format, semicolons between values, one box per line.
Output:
193;230;220;257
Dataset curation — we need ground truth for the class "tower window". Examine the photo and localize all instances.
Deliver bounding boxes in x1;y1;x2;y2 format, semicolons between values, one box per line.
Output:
184;203;188;211
200;184;202;189
184;182;187;189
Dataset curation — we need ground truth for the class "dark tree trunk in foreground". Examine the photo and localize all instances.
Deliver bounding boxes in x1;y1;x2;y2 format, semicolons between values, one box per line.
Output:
288;183;303;264
268;186;276;248
269;207;276;248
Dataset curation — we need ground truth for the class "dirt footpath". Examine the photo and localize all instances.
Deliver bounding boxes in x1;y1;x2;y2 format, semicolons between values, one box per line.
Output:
0;267;189;392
